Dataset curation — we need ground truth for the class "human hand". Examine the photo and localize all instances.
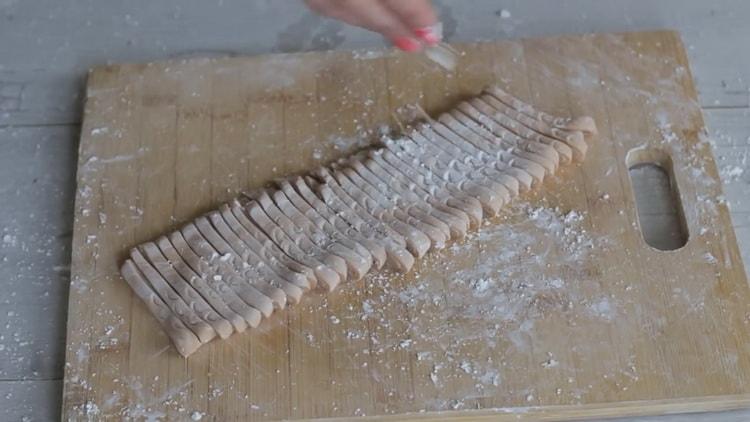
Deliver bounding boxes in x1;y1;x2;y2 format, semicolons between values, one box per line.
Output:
304;0;439;52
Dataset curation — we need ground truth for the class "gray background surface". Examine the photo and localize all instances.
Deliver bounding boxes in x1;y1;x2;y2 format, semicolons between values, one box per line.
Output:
1;1;749;420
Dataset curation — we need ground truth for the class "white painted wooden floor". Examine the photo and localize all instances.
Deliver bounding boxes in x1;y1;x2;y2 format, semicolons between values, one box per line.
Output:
0;1;748;420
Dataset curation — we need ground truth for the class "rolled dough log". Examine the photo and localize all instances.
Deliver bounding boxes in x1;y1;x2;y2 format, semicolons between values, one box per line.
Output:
479;93;575;163
120;85;596;356
251;191;354;282
485;85;598;136
313;168;432;258
244;200;342;292
449;109;547;187
267;189;373;280
157;235;249;332
128;248;216;343
120;260;202;357
437;113;531;193
227;200;318;290
182;222;275;318
292;177;415;273
365;150;484;228
276;180;386;270
335;166;451;249
140;242;234;339
346;158;469;238
206;211;302;305
195;216;287;310
167;231;262;328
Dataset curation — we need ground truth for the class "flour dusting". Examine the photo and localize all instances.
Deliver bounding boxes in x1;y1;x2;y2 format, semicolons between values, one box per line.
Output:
315;202;620;411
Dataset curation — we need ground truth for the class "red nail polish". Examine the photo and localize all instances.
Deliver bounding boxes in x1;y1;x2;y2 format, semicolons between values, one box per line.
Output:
414;27;441;45
393;36;423;52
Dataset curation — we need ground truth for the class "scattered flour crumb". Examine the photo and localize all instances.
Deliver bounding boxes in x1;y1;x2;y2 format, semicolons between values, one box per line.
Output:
416;351;431;361
704;252;718;264
720;165;744;182
548;278;565;289
589;298;615;320
2;234;15;246
563;210;583;224
542;358;559;368
84;401;100;416
470;277;492;295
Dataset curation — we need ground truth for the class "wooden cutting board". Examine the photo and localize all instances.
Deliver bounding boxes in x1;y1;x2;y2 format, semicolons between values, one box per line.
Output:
62;30;750;421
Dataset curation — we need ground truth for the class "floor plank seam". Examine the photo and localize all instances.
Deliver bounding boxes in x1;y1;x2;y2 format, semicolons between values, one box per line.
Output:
0;122;81;130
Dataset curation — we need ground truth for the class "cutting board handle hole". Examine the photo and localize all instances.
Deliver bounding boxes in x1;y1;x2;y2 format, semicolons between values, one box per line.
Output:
626;147;689;251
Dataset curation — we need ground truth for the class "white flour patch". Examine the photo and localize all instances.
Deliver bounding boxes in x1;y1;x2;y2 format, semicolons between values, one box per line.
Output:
587;297;616;321
328;134;370;153
351;49;390;60
720;165;744;182
326;124;390;154
335;203;619;411
1;233;16;246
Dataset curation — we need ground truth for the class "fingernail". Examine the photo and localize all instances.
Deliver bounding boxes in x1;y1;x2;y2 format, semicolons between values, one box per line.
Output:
414;27;441;45
393;36;423;52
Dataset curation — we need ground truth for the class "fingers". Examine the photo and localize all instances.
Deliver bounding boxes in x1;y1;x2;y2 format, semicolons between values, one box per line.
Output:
306;0;411;40
345;0;419;48
337;0;419;49
304;0;439;51
382;0;439;44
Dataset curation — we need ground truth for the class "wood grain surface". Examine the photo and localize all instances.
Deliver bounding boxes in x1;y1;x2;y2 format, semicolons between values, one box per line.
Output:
62;31;750;421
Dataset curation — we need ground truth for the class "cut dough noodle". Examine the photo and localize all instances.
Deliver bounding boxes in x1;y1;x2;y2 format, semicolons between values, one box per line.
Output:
120;86;597;356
